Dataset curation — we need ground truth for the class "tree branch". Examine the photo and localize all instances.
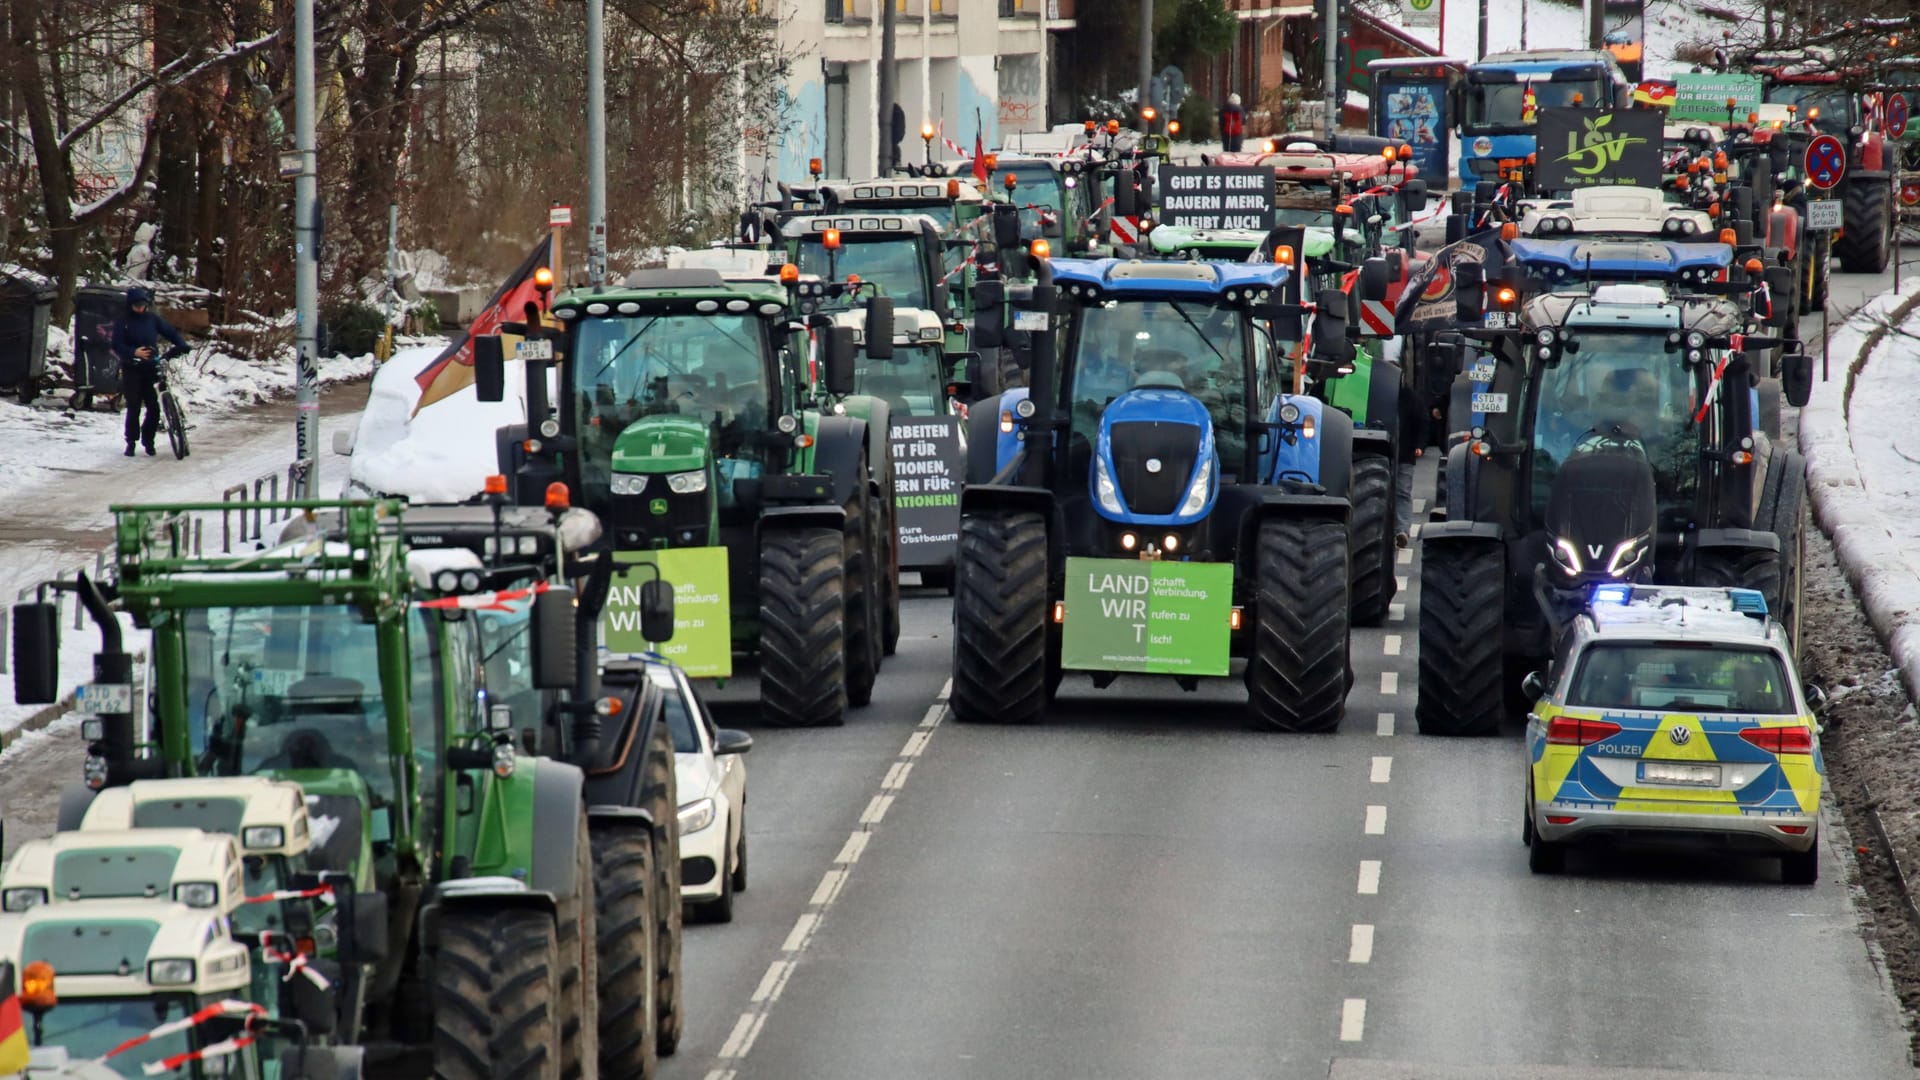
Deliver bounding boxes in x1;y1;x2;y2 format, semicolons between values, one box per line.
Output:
58;26;292;154
71;119;162;228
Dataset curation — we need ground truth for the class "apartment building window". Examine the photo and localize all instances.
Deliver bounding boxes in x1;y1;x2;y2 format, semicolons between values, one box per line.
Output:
827;0;846;21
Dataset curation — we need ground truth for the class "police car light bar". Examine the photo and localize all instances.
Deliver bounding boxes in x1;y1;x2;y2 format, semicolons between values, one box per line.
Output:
1725;588;1769;617
1590;583;1634;606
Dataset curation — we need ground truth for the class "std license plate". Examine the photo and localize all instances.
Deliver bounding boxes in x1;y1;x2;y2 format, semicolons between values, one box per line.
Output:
76;683;133;714
1469;361;1497;383
1483;310;1519;330
1013;310;1050;332
516;339;555;361
1637;761;1722;786
1470;392;1508;414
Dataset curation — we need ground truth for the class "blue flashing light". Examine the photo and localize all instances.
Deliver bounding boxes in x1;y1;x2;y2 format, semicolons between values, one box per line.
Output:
1511;239;1732;281
1589;583;1633;607
1725;588;1769;617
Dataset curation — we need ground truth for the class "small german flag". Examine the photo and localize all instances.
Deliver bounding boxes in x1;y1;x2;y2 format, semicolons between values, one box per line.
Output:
1634;81;1678;109
0;978;28;1075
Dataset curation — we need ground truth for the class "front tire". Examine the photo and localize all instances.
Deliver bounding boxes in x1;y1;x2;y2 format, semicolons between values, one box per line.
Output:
432;909;563;1080
556;818;598;1080
1837;179;1892;273
162;393;188;459
1349;455;1396;627
1782;831;1819;885
589;826;658;1080
1415;539;1505;735
951;512;1048;725
1695;547;1782;614
758;527;848;727
1247;517;1351;733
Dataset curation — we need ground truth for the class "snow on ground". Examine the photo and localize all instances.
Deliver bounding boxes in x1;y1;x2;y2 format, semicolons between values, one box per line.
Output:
343;343;542;503
1381;0;1743;81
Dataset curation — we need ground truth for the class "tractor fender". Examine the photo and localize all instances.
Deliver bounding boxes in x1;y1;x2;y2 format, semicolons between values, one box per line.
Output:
1317;405;1355;501
1849;168;1891;184
959;482;1055;523
966;391;1007;484
1421;519;1503;544
757;504;847;534
1352;426;1392;462
1236;492;1350;564
1443;440;1476;522
525;757;589;904
994;388;1032;477
1266;396;1354;497
1769;207;1800;260
1365;353;1402;453
1693;527;1780;555
586;805;656;829
856;397;894;501
812;414;871;508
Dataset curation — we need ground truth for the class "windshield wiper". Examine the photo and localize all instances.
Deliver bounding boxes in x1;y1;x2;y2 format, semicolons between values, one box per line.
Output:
590;315;667;385
1168;301;1235;375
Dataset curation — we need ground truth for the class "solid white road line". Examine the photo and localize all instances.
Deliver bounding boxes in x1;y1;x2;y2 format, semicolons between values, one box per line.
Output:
1349;924;1375;964
1380;672;1399;695
1376;712;1394;737
1365;805;1387;835
1358;860;1382;895
1341;998;1367;1041
1370;756;1392;783
1383;634;1402;657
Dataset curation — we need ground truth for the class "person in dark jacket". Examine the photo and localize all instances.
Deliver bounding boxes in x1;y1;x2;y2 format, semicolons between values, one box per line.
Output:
111;286;187;456
1220;92;1246;153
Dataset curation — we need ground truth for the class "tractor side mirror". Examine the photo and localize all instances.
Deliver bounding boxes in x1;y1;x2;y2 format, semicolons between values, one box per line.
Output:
1454;263;1486;322
1400;178;1429;214
973;279;1006;351
529;585;577;691
287;957;341;1035
1359;257;1391;305
1763;266;1796;327
992;204;1022;250
1781;352;1813;408
1521;670;1546;702
640;578;676;644
824;326;859;396
864;297;896;361
1113;178;1140;219
931;280;951;317
1311;288;1356;366
474;336;506;403
343;891;389;965
11;602;59;705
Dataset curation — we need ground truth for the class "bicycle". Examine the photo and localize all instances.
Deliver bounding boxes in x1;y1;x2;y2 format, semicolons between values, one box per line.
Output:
156;345;190;459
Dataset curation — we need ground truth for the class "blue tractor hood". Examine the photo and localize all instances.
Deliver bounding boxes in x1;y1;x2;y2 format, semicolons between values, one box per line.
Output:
1091;385;1218;526
1512;238;1732;285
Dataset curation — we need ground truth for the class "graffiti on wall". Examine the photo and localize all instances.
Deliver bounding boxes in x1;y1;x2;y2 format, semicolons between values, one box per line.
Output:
998;55;1043;133
772;79;828;188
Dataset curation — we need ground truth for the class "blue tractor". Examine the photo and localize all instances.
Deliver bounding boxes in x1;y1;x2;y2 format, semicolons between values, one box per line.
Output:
953;254;1359;732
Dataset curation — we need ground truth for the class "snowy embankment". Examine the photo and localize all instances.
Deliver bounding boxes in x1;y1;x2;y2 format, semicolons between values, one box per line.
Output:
1799;283;1920;704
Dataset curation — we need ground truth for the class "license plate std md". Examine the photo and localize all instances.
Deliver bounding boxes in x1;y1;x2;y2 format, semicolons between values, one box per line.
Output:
1638;761;1721;786
1483;310;1519;330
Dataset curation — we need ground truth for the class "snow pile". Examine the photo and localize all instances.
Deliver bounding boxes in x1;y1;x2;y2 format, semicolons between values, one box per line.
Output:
1376;0;1745;82
344;342;534;503
1798;281;1920;704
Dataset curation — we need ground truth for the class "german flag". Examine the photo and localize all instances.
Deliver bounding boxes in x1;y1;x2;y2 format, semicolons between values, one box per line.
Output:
1634;81;1678;109
411;235;554;416
0;982;28;1074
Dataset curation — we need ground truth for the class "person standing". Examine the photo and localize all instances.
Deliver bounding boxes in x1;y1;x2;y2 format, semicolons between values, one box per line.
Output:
1220;92;1246;153
111;286;187;457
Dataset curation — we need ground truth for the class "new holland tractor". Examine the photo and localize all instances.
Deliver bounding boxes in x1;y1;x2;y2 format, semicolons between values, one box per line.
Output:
1414;255;1811;736
10;499;614;1079
954;252;1360;732
475;262;901;729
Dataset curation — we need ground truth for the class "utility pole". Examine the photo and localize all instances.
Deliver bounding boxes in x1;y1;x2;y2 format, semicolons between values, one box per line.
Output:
1477;0;1488;61
1324;0;1339;140
879;0;898;174
586;0;607;288
1138;0;1154;125
293;0;318;489
1587;0;1603;51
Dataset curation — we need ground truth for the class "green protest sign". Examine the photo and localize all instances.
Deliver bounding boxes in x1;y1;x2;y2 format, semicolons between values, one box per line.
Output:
1670;73;1761;123
604;547;733;677
1061;557;1233;676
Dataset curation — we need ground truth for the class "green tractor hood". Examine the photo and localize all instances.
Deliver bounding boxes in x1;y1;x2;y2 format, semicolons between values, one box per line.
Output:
611;414;711;475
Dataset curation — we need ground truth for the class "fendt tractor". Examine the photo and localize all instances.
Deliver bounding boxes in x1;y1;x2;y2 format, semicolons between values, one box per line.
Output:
475;260;902;728
954;251;1362;732
10;498;643;1079
1413;250;1811;736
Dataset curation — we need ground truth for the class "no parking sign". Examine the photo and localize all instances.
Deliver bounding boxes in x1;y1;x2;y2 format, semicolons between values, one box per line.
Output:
1805;134;1847;190
1889;93;1911;139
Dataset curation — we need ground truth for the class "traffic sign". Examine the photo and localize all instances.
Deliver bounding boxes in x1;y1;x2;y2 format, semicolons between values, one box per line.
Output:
1891;94;1911;139
549;205;573;227
1807;199;1843;230
1805;134;1846;190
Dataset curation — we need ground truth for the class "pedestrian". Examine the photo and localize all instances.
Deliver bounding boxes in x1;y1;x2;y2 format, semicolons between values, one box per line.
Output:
1221;92;1245;153
111;286;187;457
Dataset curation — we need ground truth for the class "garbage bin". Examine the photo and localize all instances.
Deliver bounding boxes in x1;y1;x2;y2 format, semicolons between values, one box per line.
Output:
0;270;55;405
73;285;125;410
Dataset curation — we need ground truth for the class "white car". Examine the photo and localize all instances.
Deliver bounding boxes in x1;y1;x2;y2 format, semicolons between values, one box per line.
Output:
647;660;751;922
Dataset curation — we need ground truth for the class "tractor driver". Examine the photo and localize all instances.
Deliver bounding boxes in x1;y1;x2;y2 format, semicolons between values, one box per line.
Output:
1574;365;1658;454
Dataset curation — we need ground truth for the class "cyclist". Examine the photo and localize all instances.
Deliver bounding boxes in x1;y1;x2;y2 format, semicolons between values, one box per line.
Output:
111;286;188;457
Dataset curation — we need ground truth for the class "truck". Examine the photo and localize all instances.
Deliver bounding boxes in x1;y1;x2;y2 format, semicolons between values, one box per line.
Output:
1456;50;1631;185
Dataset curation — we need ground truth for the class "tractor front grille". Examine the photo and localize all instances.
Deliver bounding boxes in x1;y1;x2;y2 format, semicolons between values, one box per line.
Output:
1108;420;1201;516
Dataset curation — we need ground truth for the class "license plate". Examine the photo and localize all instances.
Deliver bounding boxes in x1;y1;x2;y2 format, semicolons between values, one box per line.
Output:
1637;761;1721;786
77;683;133;714
1013;310;1050;332
516;339;554;361
1471;392;1508;414
1483;310;1518;330
1469;361;1496;383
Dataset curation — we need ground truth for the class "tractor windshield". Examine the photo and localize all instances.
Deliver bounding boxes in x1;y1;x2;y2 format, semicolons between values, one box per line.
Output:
183;605;442;805
30;994;198;1077
1762;82;1853;136
1464;77;1607;130
1003;163;1068;239
1528;330;1701;524
795;236;931;308
1066;299;1249;475
856;342;948;416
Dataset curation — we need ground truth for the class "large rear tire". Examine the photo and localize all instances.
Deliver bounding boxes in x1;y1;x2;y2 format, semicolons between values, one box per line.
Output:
1415;539;1505;735
432;909;563;1080
1349;455;1396;627
1837;178;1893;273
951;512;1048;725
1247;517;1351;733
589;826;657;1080
557;819;598;1080
758;527;847;727
844;479;880;710
1695;547;1783;613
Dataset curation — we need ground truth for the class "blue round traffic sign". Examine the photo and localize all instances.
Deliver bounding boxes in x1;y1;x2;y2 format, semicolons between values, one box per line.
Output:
1805;134;1846;190
1889;93;1910;139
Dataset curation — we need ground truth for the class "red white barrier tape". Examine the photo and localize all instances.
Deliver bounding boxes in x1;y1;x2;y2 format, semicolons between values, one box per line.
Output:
240;885;333;904
95;1000;265;1071
258;931;333;991
418;580;552;613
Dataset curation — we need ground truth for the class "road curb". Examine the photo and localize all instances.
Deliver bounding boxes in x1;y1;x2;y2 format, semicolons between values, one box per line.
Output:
1799;281;1920;705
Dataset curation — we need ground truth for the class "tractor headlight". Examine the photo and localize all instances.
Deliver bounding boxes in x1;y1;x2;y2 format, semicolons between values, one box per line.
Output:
1551;537;1583;574
678;798;716;834
173;882;219;909
1606;535;1649;577
666;470;708;495
1686;331;1706;349
2;888;46;913
492;743;516;779
1093;455;1124;514
610;474;649;496
1535;328;1556;346
1178;456;1214;517
1279;402;1302;425
777;414;800;434
147;959;196;987
434;570;460;592
241;826;285;850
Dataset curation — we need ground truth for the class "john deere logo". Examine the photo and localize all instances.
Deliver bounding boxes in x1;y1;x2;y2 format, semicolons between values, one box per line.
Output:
650;498;669;516
1555;113;1648;177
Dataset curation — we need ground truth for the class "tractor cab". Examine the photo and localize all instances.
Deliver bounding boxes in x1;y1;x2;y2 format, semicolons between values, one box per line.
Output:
780;213;950;316
1458;50;1629;183
829;305;963;417
2;830;244;918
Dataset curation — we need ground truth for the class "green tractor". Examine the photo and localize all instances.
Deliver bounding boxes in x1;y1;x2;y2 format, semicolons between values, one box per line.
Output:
11;498;621;1079
476;263;901;728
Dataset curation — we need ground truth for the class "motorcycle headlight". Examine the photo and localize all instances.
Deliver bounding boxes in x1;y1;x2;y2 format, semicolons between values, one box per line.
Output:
1094;455;1124;514
1551;537;1583;574
1178;456;1214;517
1606;535;1648;577
667;470;708;495
678;798;716;834
610;474;648;496
1;888;46;913
173;882;219;909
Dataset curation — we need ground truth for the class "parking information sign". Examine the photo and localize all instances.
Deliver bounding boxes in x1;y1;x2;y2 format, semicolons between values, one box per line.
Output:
1158;167;1276;231
1668;73;1762;123
605;547;733;677
1061;558;1233;676
1807;199;1844;230
890;417;964;570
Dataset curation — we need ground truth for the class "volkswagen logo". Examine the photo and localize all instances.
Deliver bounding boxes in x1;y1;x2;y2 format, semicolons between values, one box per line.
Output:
1669;724;1693;746
1145;458;1163;474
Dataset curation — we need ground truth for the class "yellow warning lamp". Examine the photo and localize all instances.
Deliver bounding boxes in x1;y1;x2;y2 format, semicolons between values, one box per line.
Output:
808;157;823;178
1719;228;1737;244
545;482;570;512
1500;222;1519;242
1399;144;1414;161
1274;245;1296;266
1106;119;1122;136
1494;285;1519;308
1030;240;1051;259
921;121;935;142
1748;111;1760;125
1004;172;1019;192
533;266;554;293
823;228;842;251
983;153;999;172
1084;119;1097;136
1334;204;1354;217
845;273;861;286
1808;106;1821;122
1262;138;1277;153
22;961;55;1011
778;263;800;284
1142;106;1157;124
1708;201;1722;218
1571;92;1584;106
1744;257;1765;274
946;178;961;199
484;474;508;496
1381;146;1396;161
1168;119;1182;136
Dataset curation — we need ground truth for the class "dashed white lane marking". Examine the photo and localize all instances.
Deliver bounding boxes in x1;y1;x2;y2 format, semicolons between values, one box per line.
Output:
1364;805;1387;835
901;730;931;757
1376;712;1394;737
1410;523;1422;540
834;831;870;865
1370;756;1392;783
1341;998;1368;1041
810;869;848;907
750;960;792;1004
781;912;819;952
1396;547;1412;564
718;1011;765;1058
920;703;945;728
881;761;913;790
1413;498;1427;513
1380;672;1399;695
1358;860;1382;895
704;1070;737;1080
1388;603;1405;622
1396;575;1408;592
1383;634;1402;657
1349;924;1375;964
859;794;895;824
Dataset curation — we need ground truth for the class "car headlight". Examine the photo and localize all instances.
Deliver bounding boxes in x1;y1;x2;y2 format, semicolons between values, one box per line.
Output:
1093;455;1124;514
1606;535;1648;577
610;474;648;495
173;882;220;909
678;798;716;834
1551;537;1583;574
241;825;284;850
667;470;708;495
2;888;46;913
1178;455;1213;517
147;959;196;986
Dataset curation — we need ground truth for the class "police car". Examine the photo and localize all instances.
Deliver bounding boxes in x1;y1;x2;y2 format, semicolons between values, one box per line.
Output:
1522;585;1822;883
